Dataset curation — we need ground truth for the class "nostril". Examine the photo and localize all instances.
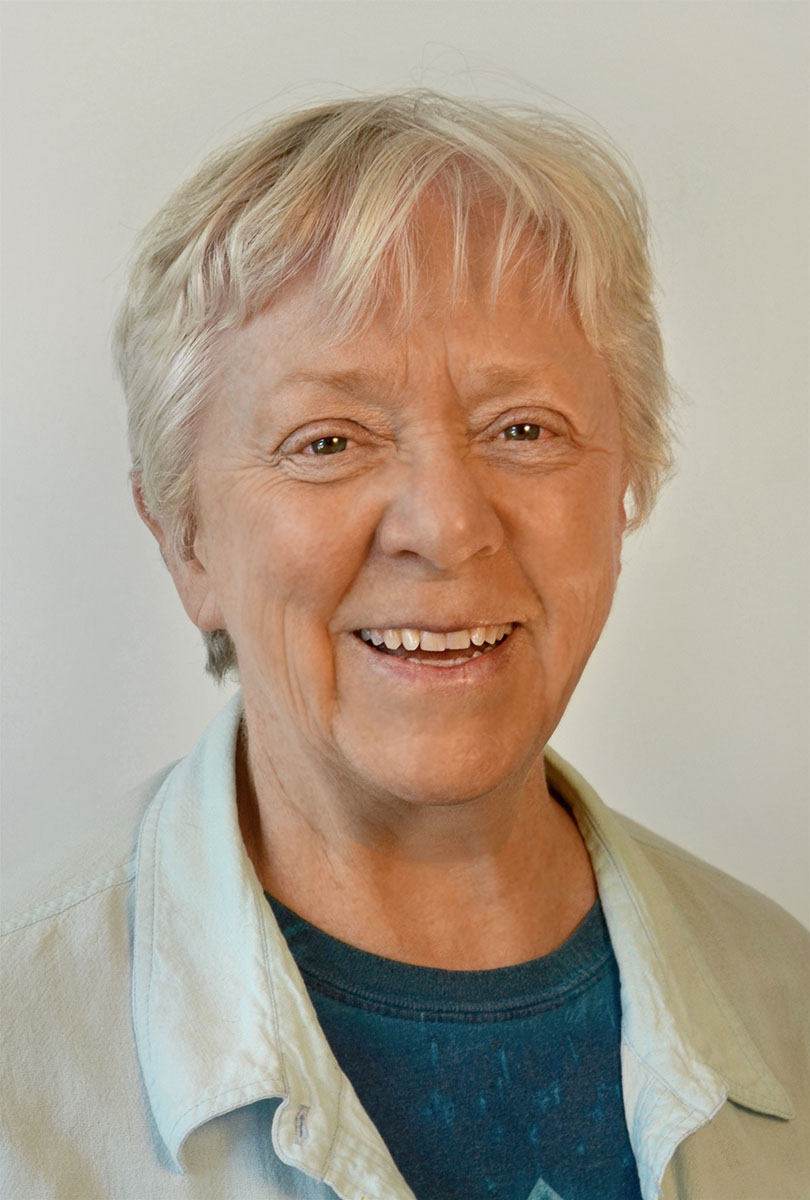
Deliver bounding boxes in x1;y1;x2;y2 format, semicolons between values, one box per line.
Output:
376;492;505;569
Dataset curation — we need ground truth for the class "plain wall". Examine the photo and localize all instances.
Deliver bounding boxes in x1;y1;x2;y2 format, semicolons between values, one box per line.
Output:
1;1;807;925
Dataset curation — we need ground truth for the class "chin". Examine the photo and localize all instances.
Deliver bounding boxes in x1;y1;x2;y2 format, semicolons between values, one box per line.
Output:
340;728;542;811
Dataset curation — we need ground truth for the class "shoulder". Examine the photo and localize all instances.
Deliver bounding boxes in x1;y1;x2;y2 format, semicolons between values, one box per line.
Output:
616;811;808;1034
1;764;175;1039
1;764;176;1060
1;763;175;935
546;744;807;960
0;764;181;1194
619;810;807;952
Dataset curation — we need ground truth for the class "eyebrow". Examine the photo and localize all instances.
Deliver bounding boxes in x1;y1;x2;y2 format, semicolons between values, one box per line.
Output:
277;368;389;395
464;364;557;394
277;363;556;397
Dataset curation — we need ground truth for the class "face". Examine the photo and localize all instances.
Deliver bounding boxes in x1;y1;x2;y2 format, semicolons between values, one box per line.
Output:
167;244;627;810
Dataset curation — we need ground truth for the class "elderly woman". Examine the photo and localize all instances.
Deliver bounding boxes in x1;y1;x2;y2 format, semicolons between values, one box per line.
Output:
2;93;807;1200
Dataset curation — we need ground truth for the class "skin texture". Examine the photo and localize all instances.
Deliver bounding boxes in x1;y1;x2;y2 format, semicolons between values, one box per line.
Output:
138;233;628;968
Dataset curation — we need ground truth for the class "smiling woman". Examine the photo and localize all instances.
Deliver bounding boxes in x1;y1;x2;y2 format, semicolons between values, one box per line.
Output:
2;91;807;1200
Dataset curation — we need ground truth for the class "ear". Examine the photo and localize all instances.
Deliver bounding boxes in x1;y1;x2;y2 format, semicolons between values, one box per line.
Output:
618;484;629;533
131;476;225;633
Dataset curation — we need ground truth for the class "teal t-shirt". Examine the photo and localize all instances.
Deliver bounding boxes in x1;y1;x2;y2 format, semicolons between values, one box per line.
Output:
267;893;642;1200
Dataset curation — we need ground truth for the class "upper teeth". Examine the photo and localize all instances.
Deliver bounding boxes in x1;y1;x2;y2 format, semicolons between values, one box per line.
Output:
359;624;514;651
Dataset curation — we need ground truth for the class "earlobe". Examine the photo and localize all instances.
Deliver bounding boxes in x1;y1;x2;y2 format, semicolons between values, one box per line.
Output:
131;475;225;634
615;485;629;575
618;474;630;532
190;577;227;634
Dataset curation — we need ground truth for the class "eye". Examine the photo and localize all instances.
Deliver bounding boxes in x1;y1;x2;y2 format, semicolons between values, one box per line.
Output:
308;435;348;455
502;423;541;441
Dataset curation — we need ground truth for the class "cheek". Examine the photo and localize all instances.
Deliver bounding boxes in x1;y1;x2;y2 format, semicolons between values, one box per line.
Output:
561;490;623;615
513;462;623;580
208;482;370;630
204;487;365;737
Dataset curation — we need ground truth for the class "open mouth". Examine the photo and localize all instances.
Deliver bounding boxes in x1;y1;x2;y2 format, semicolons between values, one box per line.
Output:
354;623;515;666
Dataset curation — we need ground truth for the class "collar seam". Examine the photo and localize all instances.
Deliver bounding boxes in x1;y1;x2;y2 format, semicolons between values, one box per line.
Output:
167;1077;288;1150
624;1038;722;1119
2;860;136;934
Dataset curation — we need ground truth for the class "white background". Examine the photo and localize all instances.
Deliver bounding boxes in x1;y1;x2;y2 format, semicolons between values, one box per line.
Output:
1;1;807;924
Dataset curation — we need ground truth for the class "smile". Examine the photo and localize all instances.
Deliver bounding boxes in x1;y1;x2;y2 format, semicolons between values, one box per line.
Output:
355;623;515;666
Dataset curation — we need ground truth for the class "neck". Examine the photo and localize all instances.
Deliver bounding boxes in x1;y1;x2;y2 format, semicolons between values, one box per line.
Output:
236;719;597;970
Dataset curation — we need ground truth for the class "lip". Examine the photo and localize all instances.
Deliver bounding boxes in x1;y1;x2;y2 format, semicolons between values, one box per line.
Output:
346;623;519;687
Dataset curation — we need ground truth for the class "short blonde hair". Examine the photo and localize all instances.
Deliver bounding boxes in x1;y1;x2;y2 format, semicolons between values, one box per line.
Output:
114;90;674;681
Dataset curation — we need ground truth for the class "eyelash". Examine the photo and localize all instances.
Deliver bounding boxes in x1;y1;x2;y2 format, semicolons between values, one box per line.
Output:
302;421;548;455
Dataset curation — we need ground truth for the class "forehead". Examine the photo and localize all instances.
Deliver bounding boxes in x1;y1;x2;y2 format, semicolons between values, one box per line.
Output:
218;235;603;408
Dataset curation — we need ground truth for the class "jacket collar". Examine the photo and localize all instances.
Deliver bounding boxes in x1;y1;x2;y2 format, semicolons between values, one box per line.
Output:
133;695;791;1200
544;749;793;1199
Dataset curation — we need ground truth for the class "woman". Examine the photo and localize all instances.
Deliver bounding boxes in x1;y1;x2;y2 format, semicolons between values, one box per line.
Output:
2;92;807;1200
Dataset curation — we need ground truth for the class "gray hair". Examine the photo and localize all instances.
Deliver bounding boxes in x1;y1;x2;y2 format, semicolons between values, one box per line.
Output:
113;90;674;681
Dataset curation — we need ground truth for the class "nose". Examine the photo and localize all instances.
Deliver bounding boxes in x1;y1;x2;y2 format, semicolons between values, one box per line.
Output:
376;449;505;570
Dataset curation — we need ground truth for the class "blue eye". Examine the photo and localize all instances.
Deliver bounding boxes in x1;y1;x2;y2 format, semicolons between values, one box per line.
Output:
503;423;541;441
310;436;348;455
